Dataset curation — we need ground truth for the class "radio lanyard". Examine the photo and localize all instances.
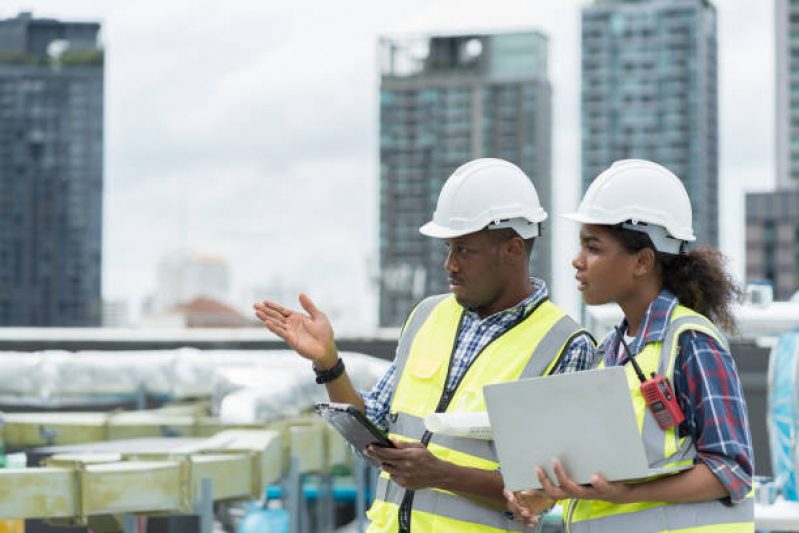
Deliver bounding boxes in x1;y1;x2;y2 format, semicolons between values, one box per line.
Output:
615;326;685;430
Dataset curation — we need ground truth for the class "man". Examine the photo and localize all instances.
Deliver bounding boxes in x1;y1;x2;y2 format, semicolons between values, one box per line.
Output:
254;158;597;533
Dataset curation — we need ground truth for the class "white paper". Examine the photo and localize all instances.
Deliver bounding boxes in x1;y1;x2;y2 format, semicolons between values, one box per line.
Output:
424;412;493;440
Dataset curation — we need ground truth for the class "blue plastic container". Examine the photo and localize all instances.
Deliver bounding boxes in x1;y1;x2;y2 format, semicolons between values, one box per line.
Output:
768;331;799;500
238;502;290;533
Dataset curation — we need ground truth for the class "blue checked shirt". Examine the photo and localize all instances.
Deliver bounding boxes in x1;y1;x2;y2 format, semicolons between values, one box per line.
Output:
362;279;597;433
600;290;754;504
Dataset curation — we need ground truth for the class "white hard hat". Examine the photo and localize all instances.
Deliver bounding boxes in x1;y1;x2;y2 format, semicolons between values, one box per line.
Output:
419;158;547;239
562;159;696;254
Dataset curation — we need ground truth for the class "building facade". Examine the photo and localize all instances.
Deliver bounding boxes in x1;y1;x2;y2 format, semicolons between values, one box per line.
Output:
0;12;104;326
582;0;719;245
776;0;799;189
746;190;799;301
378;31;552;327
154;250;230;312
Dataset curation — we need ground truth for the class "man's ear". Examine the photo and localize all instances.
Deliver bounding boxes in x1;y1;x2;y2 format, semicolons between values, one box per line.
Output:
503;236;526;264
634;247;656;276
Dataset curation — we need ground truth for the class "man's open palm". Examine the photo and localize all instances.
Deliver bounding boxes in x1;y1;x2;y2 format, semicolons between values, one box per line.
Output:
254;293;336;364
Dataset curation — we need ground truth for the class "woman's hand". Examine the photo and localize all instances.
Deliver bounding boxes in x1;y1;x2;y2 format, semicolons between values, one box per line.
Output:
536;459;633;504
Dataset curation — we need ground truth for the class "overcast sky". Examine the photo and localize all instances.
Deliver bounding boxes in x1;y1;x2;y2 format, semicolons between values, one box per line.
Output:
2;1;776;333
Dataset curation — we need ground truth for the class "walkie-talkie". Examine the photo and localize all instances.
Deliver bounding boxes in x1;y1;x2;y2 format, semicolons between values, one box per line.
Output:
615;326;685;430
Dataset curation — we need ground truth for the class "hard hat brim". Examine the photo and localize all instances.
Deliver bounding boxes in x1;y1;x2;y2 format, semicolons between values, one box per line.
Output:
418;221;474;239
560;212;598;225
561;211;696;242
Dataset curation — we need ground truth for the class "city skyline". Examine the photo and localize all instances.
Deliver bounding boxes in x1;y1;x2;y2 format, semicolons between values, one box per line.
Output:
0;1;776;333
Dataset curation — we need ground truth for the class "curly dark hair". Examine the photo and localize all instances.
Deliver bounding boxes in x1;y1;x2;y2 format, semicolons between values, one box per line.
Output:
603;225;743;333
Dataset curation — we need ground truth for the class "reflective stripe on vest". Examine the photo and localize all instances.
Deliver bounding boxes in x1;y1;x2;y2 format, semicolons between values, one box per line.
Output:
567;306;754;533
367;294;586;533
566;496;754;533
373;475;527;532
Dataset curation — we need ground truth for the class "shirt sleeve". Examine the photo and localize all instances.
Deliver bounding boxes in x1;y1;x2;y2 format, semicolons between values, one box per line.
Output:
673;331;754;505
550;331;599;375
360;359;396;433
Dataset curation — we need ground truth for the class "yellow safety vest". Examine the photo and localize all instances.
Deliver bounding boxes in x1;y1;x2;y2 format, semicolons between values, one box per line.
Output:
564;305;754;533
367;293;587;533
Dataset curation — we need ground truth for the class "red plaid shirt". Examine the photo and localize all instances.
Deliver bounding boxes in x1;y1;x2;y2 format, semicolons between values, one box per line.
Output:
600;290;753;504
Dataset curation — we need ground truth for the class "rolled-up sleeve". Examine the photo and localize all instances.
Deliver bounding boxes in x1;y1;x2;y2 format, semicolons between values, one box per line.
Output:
360;360;396;432
673;331;754;504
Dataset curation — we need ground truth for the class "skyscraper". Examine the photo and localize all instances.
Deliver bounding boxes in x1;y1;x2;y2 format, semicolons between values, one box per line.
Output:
745;190;799;300
0;13;104;326
776;0;799;189
582;0;719;245
378;31;552;327
744;0;799;300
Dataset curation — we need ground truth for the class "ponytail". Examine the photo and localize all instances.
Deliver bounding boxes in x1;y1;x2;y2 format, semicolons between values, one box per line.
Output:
604;226;742;333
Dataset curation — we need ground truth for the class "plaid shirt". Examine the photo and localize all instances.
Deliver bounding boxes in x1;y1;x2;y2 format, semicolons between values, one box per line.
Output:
600;290;753;504
362;279;597;432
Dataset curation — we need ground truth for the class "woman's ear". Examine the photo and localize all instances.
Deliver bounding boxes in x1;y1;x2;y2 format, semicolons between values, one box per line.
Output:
634;247;656;277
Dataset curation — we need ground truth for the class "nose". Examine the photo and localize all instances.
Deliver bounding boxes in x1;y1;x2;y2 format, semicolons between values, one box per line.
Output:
572;250;585;271
445;248;458;273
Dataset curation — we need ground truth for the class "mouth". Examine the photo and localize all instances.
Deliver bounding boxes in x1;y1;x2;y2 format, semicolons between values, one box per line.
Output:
575;276;587;292
449;278;465;291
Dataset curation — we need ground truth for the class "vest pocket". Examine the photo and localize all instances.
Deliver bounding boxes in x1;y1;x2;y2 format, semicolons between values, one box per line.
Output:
410;355;443;379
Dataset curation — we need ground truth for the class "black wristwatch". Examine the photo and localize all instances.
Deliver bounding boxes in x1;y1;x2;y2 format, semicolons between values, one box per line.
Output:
313;358;345;384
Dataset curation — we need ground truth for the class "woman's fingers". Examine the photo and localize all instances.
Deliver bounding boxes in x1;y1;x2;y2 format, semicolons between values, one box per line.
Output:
537;466;566;499
552;459;588;497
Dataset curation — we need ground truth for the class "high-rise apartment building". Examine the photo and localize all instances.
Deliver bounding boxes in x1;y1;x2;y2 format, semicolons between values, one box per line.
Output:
378;31;552;327
0;12;104;326
746;0;799;300
582;0;719;245
776;0;799;189
745;190;799;300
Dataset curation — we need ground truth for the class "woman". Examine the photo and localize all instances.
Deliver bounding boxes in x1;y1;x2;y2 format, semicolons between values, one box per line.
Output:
505;159;754;532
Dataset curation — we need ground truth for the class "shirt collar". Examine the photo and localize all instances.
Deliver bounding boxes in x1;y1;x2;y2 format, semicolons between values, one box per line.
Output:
599;289;679;360
463;277;548;323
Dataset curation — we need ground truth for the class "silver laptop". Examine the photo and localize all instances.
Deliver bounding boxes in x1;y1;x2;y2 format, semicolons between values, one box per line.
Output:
483;366;692;491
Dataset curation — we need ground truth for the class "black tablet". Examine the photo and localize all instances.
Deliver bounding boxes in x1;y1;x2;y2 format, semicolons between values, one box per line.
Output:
315;402;395;466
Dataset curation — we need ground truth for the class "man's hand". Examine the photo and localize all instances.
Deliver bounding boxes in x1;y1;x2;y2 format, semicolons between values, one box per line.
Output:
536;459;632;504
363;439;444;491
503;489;549;529
253;293;337;367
